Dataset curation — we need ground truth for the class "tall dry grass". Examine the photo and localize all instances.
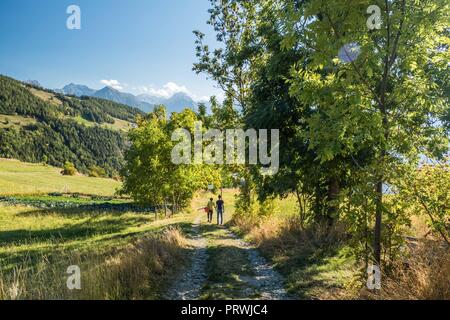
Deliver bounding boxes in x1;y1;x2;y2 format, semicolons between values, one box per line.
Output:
232;213;450;300
0;227;187;300
362;242;450;300
232;213;347;254
231;213;356;299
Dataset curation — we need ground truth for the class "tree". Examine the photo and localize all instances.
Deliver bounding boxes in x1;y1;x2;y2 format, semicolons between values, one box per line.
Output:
197;0;449;271
121;107;221;214
195;0;359;227
89;165;107;178
283;0;449;266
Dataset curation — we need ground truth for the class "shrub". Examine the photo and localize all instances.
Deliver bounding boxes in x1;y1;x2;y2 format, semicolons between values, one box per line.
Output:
88;165;107;178
62;161;77;176
399;161;450;245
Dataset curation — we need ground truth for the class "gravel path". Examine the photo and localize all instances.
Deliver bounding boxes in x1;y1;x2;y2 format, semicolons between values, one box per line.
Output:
165;215;290;300
165;214;208;300
222;229;291;300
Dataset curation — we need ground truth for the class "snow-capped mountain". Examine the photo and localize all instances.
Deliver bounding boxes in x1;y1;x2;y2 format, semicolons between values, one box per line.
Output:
59;84;203;113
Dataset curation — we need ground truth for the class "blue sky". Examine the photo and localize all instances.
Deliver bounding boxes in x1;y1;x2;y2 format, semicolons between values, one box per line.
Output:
0;0;221;100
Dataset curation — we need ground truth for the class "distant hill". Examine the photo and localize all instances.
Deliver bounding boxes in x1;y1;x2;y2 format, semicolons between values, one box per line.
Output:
26;80;42;88
137;93;165;105
138;92;199;112
0;74;145;176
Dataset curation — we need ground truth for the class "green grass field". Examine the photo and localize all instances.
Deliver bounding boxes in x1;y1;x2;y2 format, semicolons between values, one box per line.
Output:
0;159;121;196
0;159;198;299
0;200;194;299
0;115;37;129
29;87;63;106
2;159;336;300
71;115;133;132
0;203;195;271
0;159;356;300
0;159;137;270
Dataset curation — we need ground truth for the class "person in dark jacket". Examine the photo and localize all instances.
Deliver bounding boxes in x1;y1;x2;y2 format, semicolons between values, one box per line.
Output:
216;195;225;225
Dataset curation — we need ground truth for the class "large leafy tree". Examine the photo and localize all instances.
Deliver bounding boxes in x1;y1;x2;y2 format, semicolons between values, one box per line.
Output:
121;106;221;213
196;0;449;270
283;0;449;266
195;0;366;226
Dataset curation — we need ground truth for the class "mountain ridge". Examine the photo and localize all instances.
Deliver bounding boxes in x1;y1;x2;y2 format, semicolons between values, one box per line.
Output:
61;83;96;97
59;83;203;113
0;74;144;176
93;86;153;112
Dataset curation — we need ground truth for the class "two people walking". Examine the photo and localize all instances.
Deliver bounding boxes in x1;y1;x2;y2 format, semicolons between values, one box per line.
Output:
206;195;225;225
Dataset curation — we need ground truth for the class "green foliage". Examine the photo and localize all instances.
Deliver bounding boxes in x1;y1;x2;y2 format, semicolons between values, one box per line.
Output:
0;118;127;176
197;0;449;271
121;107;222;210
88;165;107;178
282;0;449;265
62;161;77;176
398;161;450;244
0;75;63;120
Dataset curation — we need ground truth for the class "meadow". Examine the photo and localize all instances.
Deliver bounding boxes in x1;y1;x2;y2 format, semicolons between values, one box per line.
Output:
0;159;194;299
0;161;308;301
0;159;447;300
0;159;121;196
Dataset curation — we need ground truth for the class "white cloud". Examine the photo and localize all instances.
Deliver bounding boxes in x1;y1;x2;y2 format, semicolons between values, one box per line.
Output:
136;82;223;103
197;96;211;102
106;80;222;103
100;79;123;91
137;82;190;99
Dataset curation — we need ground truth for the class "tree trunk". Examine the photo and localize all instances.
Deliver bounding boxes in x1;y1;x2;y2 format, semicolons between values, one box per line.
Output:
172;194;176;215
163;198;168;218
326;178;340;227
295;186;305;229
313;183;323;222
374;181;383;266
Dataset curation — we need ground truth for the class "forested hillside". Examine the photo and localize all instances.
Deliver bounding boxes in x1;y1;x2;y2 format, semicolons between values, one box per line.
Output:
0;75;145;176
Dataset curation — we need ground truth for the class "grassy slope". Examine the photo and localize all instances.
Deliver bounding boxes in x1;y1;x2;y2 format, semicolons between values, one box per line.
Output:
0;159;120;196
0;115;37;129
0;202;193;299
28;87;133;132
28;87;62;106
71;115;133;132
102;117;134;132
0;156;355;300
